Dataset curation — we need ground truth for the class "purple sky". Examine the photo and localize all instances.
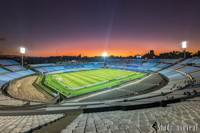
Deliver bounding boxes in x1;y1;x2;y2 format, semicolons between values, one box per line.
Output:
0;0;200;57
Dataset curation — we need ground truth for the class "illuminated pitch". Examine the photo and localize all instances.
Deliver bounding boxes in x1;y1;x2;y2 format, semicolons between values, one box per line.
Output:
43;69;147;96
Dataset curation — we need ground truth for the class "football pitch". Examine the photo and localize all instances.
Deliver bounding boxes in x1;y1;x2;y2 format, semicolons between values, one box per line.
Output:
44;69;147;96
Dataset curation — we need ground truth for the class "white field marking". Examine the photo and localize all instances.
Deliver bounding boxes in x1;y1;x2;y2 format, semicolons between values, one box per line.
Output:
52;75;73;89
68;73;151;102
55;69;135;90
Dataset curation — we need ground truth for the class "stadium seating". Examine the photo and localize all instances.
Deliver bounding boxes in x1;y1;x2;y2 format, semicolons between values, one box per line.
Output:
156;63;170;68
1;58;200;133
137;66;152;70
0;114;64;133
0;68;9;74
61;97;200;133
0;75;14;82
93;64;104;67
133;59;144;62
4;65;25;71
167;73;186;80
159;69;171;74
84;65;94;68
0;80;7;87
191;72;200;78
180;58;195;64
130;68;151;73
148;59;161;63
29;63;55;67
128;62;142;65
41;66;55;72
15;70;35;76
149;67;161;72
127;65;139;68
191;59;200;65
53;66;65;70
35;67;47;73
75;65;81;68
142;62;157;66
0;60;19;65
168;64;182;69
179;67;198;73
159;69;187;81
4;73;23;78
164;59;178;64
64;65;74;69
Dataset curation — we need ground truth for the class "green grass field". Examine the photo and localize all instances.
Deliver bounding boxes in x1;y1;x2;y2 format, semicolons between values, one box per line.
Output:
43;69;147;97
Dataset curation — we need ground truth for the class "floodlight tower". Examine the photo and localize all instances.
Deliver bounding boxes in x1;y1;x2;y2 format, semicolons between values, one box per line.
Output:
182;41;187;58
102;52;108;68
20;47;26;67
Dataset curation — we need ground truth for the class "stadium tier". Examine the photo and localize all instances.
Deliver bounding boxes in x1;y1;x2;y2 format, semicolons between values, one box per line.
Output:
0;58;199;133
128;61;142;66
180;58;195;64
137;66;152;70
0;80;7;87
133;59;144;62
61;97;200;133
41;66;56;72
149;67;161;72
0;60;19;65
168;64;182;69
0;66;35;86
4;73;23;78
179;66;198;73
148;59;161;62
64;65;74;69
191;72;200;79
4;65;25;71
0;75;14;81
142;62;157;66
156;63;170;68
35;67;47;73
29;63;55;67
84;64;94;68
0;67;9;73
0;114;64;133
53;66;65;70
164;59;179;64
15;70;35;76
191;58;200;65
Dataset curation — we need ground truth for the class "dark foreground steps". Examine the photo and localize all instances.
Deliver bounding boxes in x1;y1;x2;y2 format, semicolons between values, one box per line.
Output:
33;110;82;133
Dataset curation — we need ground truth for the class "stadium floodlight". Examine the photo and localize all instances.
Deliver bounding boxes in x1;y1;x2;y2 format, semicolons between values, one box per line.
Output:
182;41;187;49
20;47;26;67
102;52;108;57
102;52;107;68
181;41;187;58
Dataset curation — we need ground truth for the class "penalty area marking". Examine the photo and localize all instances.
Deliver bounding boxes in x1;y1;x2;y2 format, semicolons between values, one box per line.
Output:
68;73;151;102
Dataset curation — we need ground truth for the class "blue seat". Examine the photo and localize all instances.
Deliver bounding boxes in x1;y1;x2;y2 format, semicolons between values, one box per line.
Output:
5;65;25;71
0;68;9;73
0;60;19;65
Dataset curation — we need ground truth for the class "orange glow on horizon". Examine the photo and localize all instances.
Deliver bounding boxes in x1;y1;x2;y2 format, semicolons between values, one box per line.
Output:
1;39;199;57
23;39;199;57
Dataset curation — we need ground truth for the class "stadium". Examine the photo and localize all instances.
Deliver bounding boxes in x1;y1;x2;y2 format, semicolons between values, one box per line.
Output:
0;57;200;132
1;0;200;133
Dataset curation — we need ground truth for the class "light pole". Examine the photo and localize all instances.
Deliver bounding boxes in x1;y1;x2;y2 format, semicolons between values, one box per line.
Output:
182;41;187;58
102;52;108;68
20;47;26;67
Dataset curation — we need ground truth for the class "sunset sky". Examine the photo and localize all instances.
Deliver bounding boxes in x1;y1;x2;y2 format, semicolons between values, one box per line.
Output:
0;0;200;57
